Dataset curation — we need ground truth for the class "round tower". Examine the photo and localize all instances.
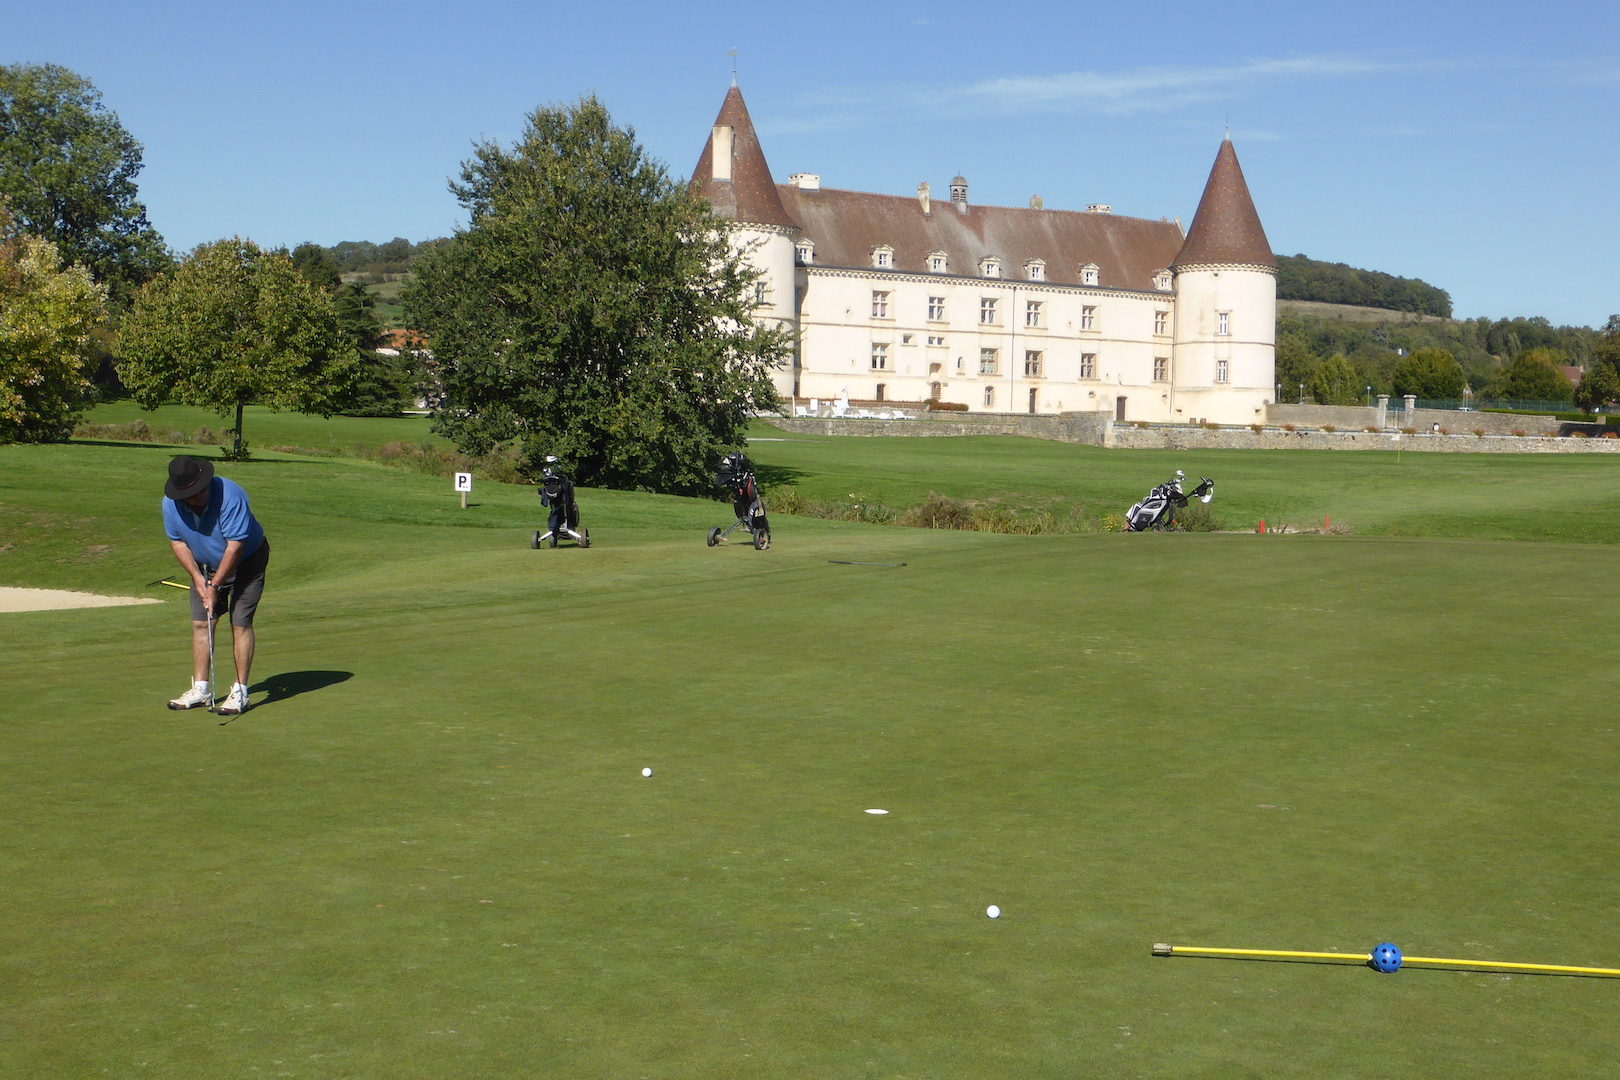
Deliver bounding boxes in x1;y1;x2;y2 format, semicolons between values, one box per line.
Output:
691;85;799;398
1170;139;1276;426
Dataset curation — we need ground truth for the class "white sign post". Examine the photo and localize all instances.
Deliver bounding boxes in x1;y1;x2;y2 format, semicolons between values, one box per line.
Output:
454;472;472;509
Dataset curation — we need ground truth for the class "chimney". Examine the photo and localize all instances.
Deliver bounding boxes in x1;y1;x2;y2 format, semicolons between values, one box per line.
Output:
711;125;734;182
918;182;931;216
787;173;820;190
1085;203;1112;214
1029;195;1043;209
950;175;968;214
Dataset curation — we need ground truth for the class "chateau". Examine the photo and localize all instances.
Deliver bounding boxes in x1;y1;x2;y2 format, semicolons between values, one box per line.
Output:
692;85;1277;425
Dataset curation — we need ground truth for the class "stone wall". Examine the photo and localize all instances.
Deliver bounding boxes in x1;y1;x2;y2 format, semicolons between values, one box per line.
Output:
768;411;1110;443
760;411;1620;454
1267;402;1564;436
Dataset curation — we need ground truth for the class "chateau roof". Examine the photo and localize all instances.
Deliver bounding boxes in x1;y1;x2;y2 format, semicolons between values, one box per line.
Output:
690;86;799;231
779;186;1185;291
1171;139;1274;269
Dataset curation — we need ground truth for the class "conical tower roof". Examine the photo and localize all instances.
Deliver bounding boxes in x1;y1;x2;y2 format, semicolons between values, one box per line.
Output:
1171;139;1274;269
691;86;798;231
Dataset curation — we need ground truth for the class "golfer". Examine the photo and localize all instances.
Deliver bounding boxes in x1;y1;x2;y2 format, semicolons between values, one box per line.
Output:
162;456;269;716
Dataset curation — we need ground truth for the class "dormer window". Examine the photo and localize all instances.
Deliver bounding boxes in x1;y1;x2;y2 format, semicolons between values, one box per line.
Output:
796;240;814;265
979;256;1001;279
926;250;948;274
1079;263;1099;287
1154;269;1172;291
872;245;894;269
1024;259;1046;282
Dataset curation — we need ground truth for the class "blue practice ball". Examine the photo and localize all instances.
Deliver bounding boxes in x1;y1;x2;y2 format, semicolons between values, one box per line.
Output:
1371;942;1403;973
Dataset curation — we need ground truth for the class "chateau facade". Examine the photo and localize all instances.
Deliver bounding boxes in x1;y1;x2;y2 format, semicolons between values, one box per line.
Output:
693;85;1277;425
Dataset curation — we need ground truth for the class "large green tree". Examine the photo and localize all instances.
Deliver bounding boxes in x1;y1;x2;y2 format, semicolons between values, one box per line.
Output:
117;238;358;458
1486;348;1574;403
404;95;789;494
1308;353;1362;405
1574;361;1620;412
0;64;170;305
1391;347;1466;400
0;207;108;442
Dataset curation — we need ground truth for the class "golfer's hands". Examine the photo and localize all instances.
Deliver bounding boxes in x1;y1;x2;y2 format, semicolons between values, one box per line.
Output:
196;575;215;610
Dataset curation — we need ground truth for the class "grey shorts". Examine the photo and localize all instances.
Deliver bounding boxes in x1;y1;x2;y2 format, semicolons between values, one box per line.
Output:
189;539;270;627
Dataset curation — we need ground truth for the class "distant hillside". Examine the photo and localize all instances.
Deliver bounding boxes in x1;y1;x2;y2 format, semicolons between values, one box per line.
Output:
1276;254;1451;318
1278;300;1450;325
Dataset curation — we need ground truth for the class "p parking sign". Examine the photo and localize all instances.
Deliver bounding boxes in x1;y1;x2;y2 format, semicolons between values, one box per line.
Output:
454;472;472;508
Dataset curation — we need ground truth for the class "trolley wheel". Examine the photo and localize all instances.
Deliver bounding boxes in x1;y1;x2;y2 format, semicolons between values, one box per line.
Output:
754;527;770;550
579;529;590;549
548;533;558;549
531;530;542;549
707;527;721;547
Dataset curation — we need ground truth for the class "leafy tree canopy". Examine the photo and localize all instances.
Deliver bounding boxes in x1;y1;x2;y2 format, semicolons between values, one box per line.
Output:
1574;360;1619;412
0;63;170;305
1308;353;1363;406
1391;347;1466;400
1592;315;1620;372
0;206;108;442
117;238;358;457
404;95;788;494
1276;254;1451;317
289;242;341;292
1486;348;1574;403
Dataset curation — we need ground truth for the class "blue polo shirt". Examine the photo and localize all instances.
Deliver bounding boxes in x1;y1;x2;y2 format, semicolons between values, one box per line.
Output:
162;477;264;571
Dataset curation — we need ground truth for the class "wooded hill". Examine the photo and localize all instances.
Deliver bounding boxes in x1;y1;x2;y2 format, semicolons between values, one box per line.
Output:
1276;254;1451;317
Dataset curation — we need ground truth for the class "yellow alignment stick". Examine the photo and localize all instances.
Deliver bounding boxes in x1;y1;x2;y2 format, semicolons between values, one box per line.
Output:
1153;944;1620;977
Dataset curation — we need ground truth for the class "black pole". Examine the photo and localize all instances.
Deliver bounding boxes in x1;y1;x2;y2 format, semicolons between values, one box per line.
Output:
233;402;244;459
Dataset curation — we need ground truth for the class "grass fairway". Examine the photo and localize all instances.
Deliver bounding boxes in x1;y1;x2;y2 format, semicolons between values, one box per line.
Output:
3;435;1619;1078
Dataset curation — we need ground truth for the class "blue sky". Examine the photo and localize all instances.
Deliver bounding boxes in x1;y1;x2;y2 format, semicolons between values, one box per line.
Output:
8;0;1617;327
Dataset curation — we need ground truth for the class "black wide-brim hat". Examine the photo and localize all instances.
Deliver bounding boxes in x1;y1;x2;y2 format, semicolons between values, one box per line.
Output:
165;455;215;500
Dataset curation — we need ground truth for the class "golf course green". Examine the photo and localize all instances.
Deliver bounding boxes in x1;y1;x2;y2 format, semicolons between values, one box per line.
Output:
3;409;1618;1078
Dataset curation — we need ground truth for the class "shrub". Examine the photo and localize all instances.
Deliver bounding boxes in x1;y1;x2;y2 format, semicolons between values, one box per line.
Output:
1513;429;1527;437
1364;426;1379;433
1603;430;1619;439
1250;424;1264;433
1570;430;1589;438
1176;502;1221;532
1401;427;1417;435
1281;423;1296;432
1437;427;1449;436
924;400;968;412
1101;513;1127;533
897;494;976;530
1321;424;1336;433
1201;421;1220;430
1473;428;1486;437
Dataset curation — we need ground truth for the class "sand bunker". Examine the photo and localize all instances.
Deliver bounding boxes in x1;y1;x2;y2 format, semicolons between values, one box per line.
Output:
0;587;163;613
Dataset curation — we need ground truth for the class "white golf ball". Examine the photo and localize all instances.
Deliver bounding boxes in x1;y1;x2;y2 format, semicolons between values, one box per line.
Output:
986;905;1001;919
641;767;653;778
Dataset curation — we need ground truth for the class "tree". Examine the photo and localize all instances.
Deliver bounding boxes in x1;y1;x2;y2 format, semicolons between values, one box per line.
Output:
1486;348;1574;403
1308;354;1362;405
0;206;108;441
0;64;170;305
117;238;358;458
1592;315;1620;373
1391;347;1466;400
1574;361;1620;412
405;95;788;494
289;242;341;292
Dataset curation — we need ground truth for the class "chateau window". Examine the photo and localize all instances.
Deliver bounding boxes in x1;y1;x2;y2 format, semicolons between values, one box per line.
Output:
979;348;999;375
872;245;894;269
928;296;946;321
1080;263;1099;287
1080;353;1096;379
1025;259;1046;281
871;343;889;370
754;282;769;306
1218;311;1230;336
1216;359;1229;384
1154;270;1172;291
871;291;890;318
927;335;946;346
1080;305;1096;331
1153;357;1169;383
1154;310;1169;336
796;241;814;264
979;257;1001;278
927;251;948;274
979;298;998;325
875;383;886;401
983;386;995;408
1024;350;1043;377
1025;300;1043;328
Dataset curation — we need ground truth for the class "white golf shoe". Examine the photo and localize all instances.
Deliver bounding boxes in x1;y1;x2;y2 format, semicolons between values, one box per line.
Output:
215;683;251;716
168;681;212;710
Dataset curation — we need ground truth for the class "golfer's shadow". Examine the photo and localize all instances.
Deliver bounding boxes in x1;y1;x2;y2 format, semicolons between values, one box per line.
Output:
250;670;353;705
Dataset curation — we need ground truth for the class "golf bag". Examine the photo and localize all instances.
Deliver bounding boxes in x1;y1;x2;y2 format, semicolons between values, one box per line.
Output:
1124;470;1214;532
707;451;771;550
532;457;590;548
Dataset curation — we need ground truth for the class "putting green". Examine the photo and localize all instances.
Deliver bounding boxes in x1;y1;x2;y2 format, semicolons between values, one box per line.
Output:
2;437;1618;1078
